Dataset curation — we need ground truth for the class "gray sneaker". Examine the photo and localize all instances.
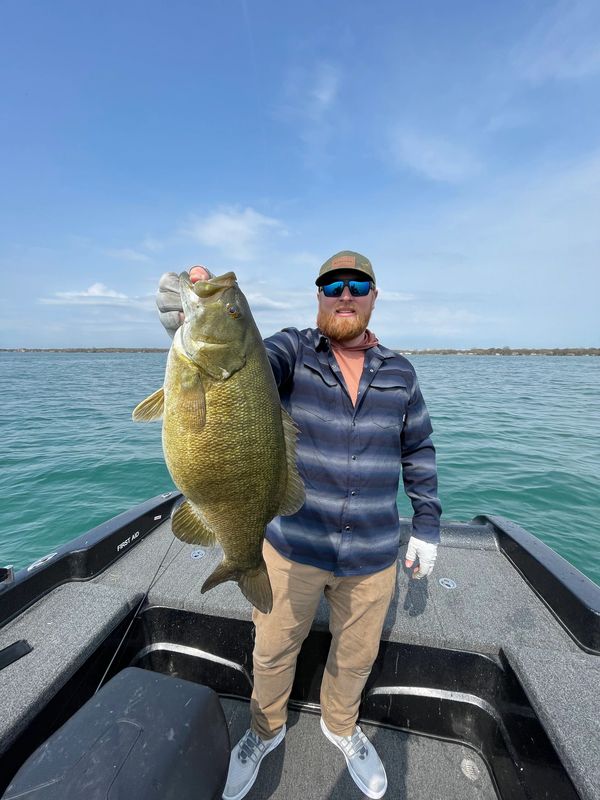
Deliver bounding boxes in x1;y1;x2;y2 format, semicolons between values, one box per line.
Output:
222;725;286;800
320;717;387;799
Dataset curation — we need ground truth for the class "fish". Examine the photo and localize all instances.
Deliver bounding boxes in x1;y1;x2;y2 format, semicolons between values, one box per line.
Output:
132;272;305;613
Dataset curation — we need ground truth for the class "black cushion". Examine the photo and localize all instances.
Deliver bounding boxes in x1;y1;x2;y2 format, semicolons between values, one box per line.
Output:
3;667;230;799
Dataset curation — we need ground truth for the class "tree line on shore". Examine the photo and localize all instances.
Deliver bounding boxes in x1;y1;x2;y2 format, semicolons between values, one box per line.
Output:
397;347;599;356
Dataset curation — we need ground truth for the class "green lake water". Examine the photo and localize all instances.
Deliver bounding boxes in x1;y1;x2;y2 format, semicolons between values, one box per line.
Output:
0;352;598;586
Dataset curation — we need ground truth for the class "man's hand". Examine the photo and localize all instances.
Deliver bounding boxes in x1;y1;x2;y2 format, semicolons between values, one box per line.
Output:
405;536;438;579
156;265;213;338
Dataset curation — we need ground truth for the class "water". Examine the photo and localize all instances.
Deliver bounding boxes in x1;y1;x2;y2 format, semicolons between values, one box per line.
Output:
1;352;599;586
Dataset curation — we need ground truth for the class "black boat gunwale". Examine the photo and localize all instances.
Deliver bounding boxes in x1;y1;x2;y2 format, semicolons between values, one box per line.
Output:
2;495;599;653
0;491;181;629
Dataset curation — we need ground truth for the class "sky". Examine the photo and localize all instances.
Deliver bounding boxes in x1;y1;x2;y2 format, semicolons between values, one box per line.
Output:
1;0;599;349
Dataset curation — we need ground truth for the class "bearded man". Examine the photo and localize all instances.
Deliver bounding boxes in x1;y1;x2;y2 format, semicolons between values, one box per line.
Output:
157;250;441;800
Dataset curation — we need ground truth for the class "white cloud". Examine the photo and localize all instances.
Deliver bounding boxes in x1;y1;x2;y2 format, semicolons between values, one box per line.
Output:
404;306;484;337
381;147;600;342
388;128;481;183
281;61;341;120
184;206;285;262
39;284;156;310
244;292;293;311
106;248;151;263
513;0;600;82
308;63;340;116
485;107;534;133
286;250;322;268
58;283;127;300
377;289;415;302
444;149;600;259
140;237;166;252
277;62;342;167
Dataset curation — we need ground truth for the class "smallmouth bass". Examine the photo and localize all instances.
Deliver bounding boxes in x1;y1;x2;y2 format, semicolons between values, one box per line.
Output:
133;272;304;612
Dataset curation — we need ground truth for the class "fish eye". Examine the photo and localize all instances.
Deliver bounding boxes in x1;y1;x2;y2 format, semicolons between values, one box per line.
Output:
226;303;241;318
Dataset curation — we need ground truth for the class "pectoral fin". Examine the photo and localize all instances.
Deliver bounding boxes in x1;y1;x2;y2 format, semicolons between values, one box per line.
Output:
178;374;207;428
171;499;217;545
132;388;164;422
277;407;306;516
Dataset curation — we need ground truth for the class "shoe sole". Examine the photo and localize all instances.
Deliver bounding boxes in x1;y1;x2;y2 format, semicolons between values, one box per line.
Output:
320;718;387;800
222;725;286;800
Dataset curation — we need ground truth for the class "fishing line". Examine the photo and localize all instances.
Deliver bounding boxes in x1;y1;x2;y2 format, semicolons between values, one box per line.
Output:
94;531;186;694
25;520;186;747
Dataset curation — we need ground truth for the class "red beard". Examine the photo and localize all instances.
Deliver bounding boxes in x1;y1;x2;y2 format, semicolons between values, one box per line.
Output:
317;305;372;342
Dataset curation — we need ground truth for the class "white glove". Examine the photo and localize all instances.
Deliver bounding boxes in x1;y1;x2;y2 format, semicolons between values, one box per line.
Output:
405;536;438;579
156;271;185;339
156;266;215;339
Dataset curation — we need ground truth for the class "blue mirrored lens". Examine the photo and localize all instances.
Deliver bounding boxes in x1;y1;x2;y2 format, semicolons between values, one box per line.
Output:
322;281;345;297
322;280;371;297
348;281;372;296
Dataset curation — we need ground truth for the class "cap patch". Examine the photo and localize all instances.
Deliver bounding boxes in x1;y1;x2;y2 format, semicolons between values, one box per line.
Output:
331;255;356;268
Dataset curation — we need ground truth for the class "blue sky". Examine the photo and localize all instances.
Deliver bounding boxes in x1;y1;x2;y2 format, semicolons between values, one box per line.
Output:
1;0;599;348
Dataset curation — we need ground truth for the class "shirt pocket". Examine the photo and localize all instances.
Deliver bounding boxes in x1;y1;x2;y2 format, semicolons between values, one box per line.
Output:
293;361;339;422
369;373;410;429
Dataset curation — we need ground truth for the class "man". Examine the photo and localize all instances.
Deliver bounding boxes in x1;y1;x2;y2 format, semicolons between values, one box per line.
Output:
157;251;441;800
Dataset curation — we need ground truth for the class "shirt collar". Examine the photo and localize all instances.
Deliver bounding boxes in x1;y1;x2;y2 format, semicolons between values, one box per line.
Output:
370;342;397;360
311;327;395;359
312;328;330;352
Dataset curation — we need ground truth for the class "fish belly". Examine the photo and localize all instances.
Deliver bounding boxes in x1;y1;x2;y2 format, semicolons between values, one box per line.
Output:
163;351;287;568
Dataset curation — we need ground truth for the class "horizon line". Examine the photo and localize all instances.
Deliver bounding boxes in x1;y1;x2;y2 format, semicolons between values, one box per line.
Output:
1;347;599;355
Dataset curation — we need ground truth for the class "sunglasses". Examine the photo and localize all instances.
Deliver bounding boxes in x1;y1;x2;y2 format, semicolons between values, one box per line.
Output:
319;279;373;298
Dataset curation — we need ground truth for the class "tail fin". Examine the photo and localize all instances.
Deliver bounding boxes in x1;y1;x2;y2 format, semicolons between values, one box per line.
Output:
201;558;273;614
239;560;273;614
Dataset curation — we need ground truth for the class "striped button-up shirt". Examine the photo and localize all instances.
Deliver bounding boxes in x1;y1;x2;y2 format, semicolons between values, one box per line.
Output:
264;327;441;576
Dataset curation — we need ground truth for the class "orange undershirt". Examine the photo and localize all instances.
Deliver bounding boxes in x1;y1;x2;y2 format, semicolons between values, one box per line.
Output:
330;330;379;406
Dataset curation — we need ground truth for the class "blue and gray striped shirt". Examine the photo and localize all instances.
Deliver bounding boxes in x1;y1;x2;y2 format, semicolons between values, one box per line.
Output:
264;327;441;576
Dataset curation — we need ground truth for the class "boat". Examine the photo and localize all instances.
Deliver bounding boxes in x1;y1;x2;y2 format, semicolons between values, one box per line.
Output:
1;491;599;799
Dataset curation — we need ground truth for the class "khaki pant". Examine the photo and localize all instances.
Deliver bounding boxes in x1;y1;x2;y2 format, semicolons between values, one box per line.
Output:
250;540;397;739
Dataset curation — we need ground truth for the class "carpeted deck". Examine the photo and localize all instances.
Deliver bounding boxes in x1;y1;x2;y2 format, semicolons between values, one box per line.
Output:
221;698;498;800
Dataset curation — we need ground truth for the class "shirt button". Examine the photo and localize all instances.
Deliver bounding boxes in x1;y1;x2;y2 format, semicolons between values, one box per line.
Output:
351;490;356;496
351;455;357;460
345;525;351;531
369;368;374;372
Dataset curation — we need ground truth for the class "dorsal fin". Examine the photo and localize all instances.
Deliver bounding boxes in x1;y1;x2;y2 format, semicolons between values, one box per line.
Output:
277;407;306;516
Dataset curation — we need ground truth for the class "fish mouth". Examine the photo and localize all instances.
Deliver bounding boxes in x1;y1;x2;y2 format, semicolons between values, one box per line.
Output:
180;271;237;300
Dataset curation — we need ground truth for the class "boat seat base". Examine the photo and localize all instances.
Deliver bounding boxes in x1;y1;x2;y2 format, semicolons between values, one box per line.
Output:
2;667;230;800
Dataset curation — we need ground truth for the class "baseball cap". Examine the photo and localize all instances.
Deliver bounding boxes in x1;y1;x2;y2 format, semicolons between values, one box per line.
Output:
315;250;376;286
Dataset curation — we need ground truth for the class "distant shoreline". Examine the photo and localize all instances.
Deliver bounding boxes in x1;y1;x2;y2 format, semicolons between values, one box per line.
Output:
1;347;598;356
0;348;170;353
398;348;600;356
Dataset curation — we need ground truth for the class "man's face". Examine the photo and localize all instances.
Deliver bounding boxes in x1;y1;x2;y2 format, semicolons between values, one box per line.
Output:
316;271;378;341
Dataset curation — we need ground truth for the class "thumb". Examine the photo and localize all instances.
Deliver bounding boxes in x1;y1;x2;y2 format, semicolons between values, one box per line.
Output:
189;265;212;283
405;537;418;568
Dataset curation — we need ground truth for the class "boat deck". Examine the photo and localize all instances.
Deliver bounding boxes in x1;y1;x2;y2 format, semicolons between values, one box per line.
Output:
95;517;578;656
1;509;599;800
222;698;498;800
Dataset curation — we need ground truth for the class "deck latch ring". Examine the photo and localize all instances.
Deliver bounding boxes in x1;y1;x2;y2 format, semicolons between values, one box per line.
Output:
438;577;457;589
